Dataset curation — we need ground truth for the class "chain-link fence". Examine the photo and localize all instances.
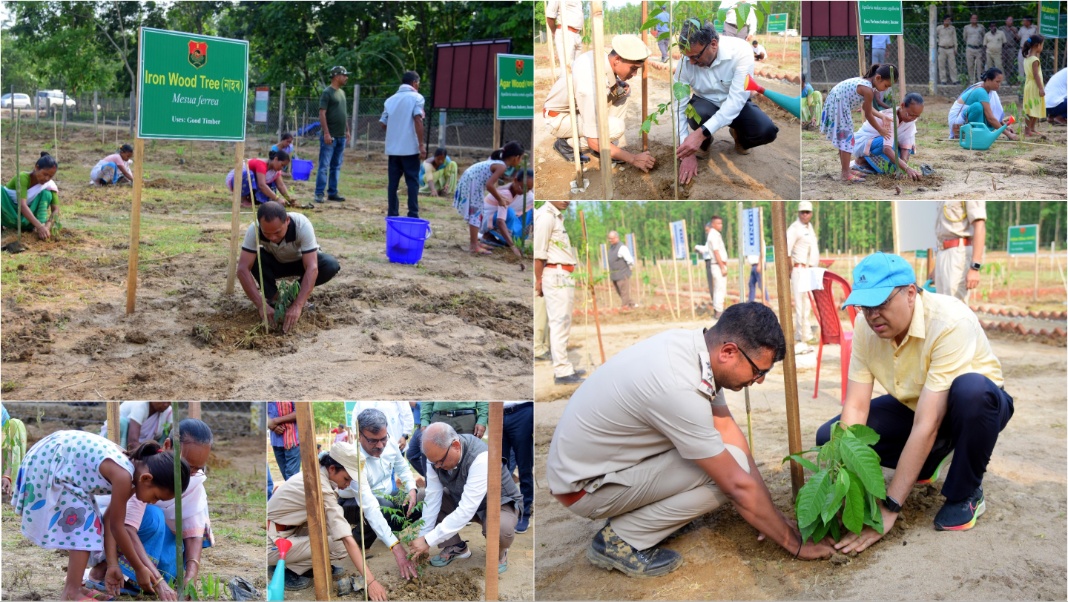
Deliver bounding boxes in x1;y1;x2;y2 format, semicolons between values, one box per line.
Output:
3;402;264;439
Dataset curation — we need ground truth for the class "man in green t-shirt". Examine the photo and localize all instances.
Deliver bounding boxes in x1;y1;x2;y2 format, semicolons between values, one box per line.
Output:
315;66;351;203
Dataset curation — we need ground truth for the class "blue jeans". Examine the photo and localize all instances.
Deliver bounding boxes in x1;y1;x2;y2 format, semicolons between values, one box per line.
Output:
502;403;534;516
407;427;426;477
816;373;1013;502
748;264;768;302
387;154;421;218
315;135;346;198
273;445;301;481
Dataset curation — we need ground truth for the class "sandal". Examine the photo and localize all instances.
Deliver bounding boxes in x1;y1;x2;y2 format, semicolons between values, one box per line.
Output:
841;173;866;183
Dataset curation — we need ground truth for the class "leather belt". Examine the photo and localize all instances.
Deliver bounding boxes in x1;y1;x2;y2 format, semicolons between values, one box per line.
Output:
544;109;563;118
793;263;809;268
939;45;954;49
272;521;293;532
546;263;575;272
556;25;581;34
942;237;972;249
503;403;532;415
435;409;476;417
553;489;587;507
968;44;983;49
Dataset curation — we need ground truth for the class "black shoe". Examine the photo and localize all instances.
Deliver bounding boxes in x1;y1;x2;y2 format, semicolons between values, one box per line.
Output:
327;194;346;202
934;486;986;531
553;138;590;164
587;522;683;578
283;568;312;591
535;352;551;361
330;564;345;577
572;368;587;378
554;372;586;385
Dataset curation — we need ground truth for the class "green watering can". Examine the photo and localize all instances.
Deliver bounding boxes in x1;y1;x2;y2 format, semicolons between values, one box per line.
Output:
960;114;1015;151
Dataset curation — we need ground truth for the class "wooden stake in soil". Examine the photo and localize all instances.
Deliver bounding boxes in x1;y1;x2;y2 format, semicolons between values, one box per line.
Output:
656;258;676;319
106;402;121;445
641;0;650;152
590;0;614;199
546;20;559;79
738;202;754;451
295;403;333;601
580;210;607;364
225;141;246;295
125;138;145;314
682;224;695;319
484;404;504;601
247;163;271;330
771;202;805;497
172;404;185;595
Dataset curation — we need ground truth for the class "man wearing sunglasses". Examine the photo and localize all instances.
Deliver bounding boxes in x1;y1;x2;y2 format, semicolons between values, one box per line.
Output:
674;20;780;185
816;253;1012;554
850;93;924;180
546;303;835;578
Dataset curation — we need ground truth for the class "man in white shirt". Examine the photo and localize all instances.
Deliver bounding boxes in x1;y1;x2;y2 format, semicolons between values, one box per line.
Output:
695;216;728;317
607;230;636;308
786;201;820;343
337;408;421;580
674;20;779;186
1016;16;1037;83
871;34;891;65
409;422;525;573
851;93;924;180
546;0;584;77
352;401;415;452
1045;68;1067;125
751;40;766;61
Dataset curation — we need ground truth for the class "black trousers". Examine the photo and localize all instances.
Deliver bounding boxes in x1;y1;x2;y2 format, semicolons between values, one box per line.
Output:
816;373;1013;502
338;494;423;550
686;95;778;151
251;251;340;302
387;154;421;218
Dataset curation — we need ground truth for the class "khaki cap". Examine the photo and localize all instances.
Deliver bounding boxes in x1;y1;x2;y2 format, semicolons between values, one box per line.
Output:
326;441;365;478
798;201;814;212
612;34;650;61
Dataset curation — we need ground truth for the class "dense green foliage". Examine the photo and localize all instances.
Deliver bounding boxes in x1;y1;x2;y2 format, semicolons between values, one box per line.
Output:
2;1;533;99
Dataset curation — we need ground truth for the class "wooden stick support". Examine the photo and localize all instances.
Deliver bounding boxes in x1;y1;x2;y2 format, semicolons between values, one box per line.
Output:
484;403;504;601
187;401;201;420
581;211;607;364
546;23;559;79
296;403;332;601
682;225;695;319
590;0;614;199
107;402;121;446
641;0;649;152
771;202;804;497
125;138;145;314
656;259;675;319
172;404;185;593
225;141;246;294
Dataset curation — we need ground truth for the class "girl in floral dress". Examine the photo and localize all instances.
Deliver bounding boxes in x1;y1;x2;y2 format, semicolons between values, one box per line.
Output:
454;141;525;255
820;64;896;182
13;431;190;601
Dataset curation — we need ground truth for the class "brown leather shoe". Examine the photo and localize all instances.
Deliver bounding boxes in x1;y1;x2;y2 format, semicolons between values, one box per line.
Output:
730;128;750;155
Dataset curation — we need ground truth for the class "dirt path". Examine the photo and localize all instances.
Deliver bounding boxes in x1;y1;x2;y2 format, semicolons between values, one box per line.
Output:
802;98;1067;200
534;313;1066;600
534;41;801;200
0;127;532;400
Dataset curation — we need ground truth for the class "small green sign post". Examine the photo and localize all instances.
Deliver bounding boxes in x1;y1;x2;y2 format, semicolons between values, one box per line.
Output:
496;53;534;121
857;0;904;35
767;13;789;33
1039;1;1065;38
1007;224;1039;256
766;245;775;263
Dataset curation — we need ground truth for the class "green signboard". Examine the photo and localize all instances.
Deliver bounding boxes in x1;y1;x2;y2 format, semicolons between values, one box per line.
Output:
915;249;928;259
138;27;249;141
1039;1;1065;38
857;0;904;35
767;13;789;33
1007;224;1039;256
496;53;534;120
766;245;774;263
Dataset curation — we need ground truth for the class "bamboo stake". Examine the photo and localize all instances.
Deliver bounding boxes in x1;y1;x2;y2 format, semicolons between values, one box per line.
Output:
225;142;246;294
1034;230;1040;301
759;207;768;305
683;224;695;319
562;26;586;191
53;109;58;164
670;0;679;199
106;402;121;446
546;22;560;79
352;412;369;602
15;106;22;250
671;232;682;320
642;1;650;151
656;258;676;319
772;202;804;497
247;163;271;330
590;0;614;198
485;404;504;601
172;405;184;595
581;210;607;364
295;403;332;601
125;138;145;314
738;202;753;451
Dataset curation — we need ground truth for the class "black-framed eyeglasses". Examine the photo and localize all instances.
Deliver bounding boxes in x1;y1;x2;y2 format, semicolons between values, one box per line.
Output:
731;342;772;383
859;286;904;316
686;42;712;65
359;431;388;446
428;444;453;469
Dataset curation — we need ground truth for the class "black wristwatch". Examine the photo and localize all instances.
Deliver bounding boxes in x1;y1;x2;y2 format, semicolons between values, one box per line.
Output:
970;262;982;271
884;495;902;513
700;125;711;139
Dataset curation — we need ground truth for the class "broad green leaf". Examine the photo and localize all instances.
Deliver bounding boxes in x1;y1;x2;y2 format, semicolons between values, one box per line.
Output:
687;17;701;28
864;492;885;534
828;517;841;542
640;16;662;31
811;517;831;543
784;453;818;473
848;424;880;446
715;8;727;27
823;471;850;525
840;437;887;498
735;3;751;30
841;470;864;534
640;120;653;134
684;104;700;121
657;31;671;42
672;82;692;101
800;516;817;543
795;469;831;529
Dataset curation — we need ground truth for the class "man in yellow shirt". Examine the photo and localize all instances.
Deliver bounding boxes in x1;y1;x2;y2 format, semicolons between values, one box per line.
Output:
815;253;1013;553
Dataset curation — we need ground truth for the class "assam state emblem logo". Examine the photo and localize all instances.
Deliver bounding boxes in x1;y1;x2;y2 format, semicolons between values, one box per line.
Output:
188;40;208;69
515;58;524;76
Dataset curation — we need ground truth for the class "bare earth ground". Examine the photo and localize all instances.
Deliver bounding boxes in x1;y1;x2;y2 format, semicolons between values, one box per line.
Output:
268;435;534;601
0;125;532;400
534;289;1067;600
801;98;1068;200
534;39;801;200
1;406;266;601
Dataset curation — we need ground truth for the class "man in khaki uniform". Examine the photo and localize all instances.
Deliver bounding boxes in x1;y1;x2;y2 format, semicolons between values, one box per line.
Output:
534;201;585;385
786;201;819;343
543;35;656;171
984;22;1006;70
817;253;1012;554
534;296;550;361
963;14;986;82
934;201;986;303
547;303;834;578
937;17;959;85
546;0;584;78
267;442;388;599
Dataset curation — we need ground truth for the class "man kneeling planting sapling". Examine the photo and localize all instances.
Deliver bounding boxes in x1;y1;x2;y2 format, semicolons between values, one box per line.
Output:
236;201;341;333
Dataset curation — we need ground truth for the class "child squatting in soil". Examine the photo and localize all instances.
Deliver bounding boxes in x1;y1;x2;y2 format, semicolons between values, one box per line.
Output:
12;431;190;601
820;64;896;183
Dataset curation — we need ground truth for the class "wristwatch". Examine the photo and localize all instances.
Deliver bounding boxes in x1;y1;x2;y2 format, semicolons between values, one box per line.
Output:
884;495;902;513
970;262;982;271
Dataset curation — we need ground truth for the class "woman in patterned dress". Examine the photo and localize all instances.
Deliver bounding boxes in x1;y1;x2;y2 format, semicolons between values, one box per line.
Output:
454;141;525;255
13;431;190;600
820;64;896;182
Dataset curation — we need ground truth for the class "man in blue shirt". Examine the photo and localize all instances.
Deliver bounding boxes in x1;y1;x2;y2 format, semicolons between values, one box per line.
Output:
655;10;671;62
267;402;301;481
381;71;427;218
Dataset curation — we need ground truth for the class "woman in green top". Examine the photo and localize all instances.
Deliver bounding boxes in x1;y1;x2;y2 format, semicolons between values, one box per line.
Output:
2;152;60;240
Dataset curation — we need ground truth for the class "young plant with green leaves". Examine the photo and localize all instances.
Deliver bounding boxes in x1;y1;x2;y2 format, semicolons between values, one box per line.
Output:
783;421;887;543
272;279;301;331
381;493;427;573
176;573;226;601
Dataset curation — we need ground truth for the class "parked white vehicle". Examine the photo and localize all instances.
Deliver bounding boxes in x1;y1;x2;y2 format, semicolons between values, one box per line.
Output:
36;90;77;112
0;93;32;109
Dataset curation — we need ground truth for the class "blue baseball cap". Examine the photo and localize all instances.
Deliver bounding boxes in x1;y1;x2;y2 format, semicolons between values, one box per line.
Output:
842;252;917;308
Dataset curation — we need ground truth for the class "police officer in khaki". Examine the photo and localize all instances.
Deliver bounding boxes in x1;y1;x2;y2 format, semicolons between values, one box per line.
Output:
984;22;1006;70
934;201;986;303
534;201;585;385
786;201;820;343
546;0;584;77
267;442;389;600
963;14;986;83
543;34;656;172
937;16;959;85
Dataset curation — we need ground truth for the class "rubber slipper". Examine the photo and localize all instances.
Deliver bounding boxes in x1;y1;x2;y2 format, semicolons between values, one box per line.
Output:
79;586;114;602
842;173;866;183
84;579;131;598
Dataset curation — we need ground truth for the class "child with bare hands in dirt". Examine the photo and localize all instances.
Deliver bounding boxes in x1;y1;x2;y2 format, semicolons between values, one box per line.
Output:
820;64;896;183
13;432;190;601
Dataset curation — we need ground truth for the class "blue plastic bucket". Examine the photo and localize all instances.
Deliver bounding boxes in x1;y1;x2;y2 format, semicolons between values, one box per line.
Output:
385;217;432;264
291;159;314;181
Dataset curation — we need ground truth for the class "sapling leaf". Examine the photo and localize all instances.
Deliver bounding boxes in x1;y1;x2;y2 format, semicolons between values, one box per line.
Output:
864;492;885;534
715;9;728;26
811;517;831;543
640;16;662;30
735;3;751;30
672;82;692;101
842;470;865;534
641;120;653;134
684;104;700;122
784;453;818;472
848;423;880;446
824;470;850;524
657;31;671;42
828;517;841;541
840;438;886;498
687;17;701;28
796;469;831;529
